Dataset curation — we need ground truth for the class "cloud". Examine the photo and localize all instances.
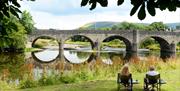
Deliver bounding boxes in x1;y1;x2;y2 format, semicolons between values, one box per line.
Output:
19;0;180;29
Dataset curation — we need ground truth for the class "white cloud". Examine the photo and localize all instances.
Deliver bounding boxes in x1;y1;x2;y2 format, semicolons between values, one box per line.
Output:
30;11;96;29
19;0;180;30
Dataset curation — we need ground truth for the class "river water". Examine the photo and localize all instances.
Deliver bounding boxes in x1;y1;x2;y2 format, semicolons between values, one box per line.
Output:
32;47;180;64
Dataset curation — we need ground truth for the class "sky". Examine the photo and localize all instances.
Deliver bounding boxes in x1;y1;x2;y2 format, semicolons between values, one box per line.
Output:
20;0;180;30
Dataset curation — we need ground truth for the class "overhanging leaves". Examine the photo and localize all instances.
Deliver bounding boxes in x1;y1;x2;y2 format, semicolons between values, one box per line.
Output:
130;4;141;16
138;2;146;20
81;0;89;6
117;0;124;6
147;0;156;16
0;0;34;19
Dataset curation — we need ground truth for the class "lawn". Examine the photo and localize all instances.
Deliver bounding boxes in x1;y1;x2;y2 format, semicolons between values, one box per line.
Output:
14;64;180;91
2;57;180;91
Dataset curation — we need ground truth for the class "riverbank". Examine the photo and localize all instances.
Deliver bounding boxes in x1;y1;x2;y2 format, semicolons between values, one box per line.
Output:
2;57;179;91
14;66;180;91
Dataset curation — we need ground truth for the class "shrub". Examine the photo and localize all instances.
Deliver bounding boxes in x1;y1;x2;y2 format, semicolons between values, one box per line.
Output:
0;80;12;90
59;74;77;84
19;79;37;89
38;75;57;86
76;71;93;81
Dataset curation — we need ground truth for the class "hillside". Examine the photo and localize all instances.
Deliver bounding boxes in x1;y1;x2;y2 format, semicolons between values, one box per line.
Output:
79;21;119;30
79;22;180;30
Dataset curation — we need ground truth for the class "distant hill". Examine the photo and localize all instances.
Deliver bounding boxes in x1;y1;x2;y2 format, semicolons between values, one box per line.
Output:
79;22;180;30
79;21;119;30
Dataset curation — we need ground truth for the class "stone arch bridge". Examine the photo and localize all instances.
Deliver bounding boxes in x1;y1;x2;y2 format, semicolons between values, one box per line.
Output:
28;29;180;59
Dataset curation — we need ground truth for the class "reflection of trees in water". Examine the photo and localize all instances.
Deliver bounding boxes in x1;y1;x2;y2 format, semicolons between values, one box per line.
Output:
76;52;90;59
69;51;76;54
69;51;91;59
0;53;25;80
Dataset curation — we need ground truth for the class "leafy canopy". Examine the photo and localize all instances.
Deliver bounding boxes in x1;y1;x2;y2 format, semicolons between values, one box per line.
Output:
20;11;35;34
81;0;180;20
0;0;35;19
0;0;180;20
111;22;168;31
0;13;27;49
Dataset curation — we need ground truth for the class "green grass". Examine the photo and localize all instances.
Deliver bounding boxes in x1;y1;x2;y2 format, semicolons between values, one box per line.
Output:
2;57;180;91
10;59;180;91
65;41;91;46
13;70;180;91
24;48;42;52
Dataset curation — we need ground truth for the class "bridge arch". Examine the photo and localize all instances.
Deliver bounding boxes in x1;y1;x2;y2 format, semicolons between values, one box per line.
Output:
139;36;171;58
63;35;94;63
32;36;60;48
102;35;132;51
63;35;94;49
31;36;60;63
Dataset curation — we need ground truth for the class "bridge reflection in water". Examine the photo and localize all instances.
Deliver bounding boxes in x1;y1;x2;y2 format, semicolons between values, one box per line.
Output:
31;48;177;64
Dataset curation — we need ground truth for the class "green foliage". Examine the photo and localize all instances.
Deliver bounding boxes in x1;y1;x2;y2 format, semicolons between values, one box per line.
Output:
0;14;27;50
0;80;12;90
59;74;77;84
20;79;38;89
75;71;93;81
20;11;35;34
104;39;125;48
76;52;91;59
70;35;89;42
148;22;168;31
111;22;149;30
140;38;158;48
33;44;43;48
38;75;57;86
0;53;25;80
33;39;58;48
110;21;168;32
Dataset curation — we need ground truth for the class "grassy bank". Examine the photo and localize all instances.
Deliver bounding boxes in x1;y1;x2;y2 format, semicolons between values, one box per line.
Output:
1;56;179;91
14;66;180;91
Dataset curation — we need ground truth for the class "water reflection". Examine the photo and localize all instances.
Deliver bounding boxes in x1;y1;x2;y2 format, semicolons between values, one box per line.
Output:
32;49;59;63
64;50;92;64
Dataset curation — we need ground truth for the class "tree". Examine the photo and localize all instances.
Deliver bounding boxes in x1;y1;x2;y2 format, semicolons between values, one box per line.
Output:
111;22;148;30
148;22;168;31
20;11;35;34
0;13;27;51
81;0;180;20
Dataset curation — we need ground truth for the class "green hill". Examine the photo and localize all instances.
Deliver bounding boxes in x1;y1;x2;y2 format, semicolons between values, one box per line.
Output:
79;21;119;30
79;21;180;30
